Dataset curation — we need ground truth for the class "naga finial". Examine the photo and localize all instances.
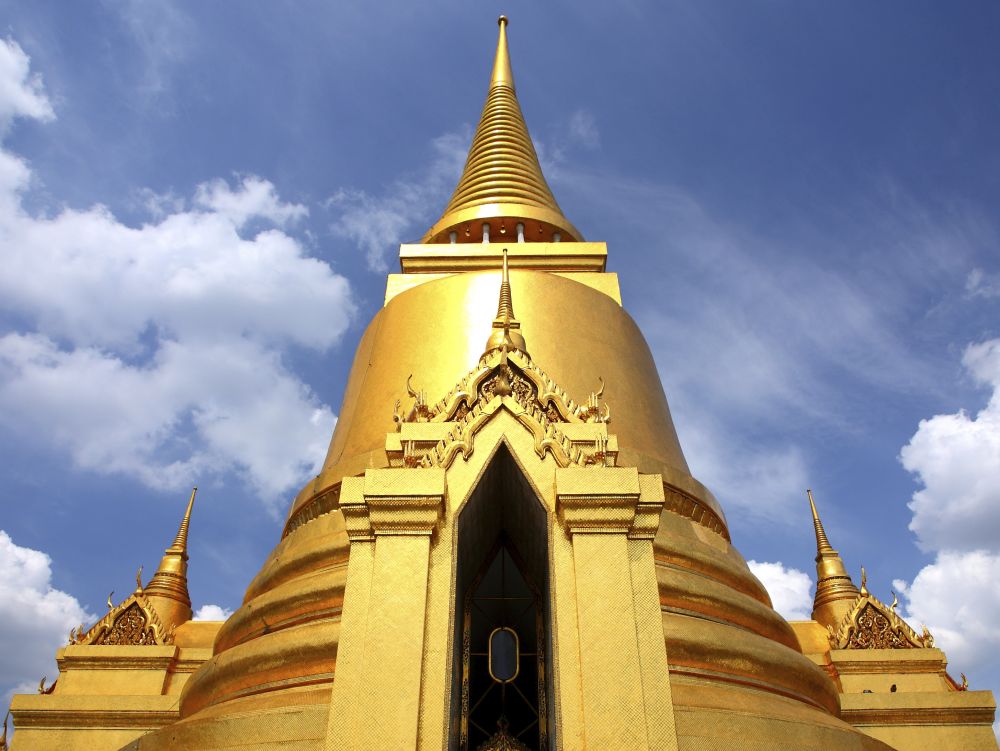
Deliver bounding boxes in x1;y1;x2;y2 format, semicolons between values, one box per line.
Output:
890;591;899;612
960;673;969;690
107;590;115;610
921;624;934;647
136;564;144;592
401;375;432;422
1;709;8;751
578;377;610;423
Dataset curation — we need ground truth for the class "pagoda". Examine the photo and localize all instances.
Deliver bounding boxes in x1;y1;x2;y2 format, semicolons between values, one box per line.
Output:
7;17;996;751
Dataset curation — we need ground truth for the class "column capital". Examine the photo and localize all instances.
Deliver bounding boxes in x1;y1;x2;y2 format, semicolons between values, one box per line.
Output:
555;467;665;538
340;468;446;540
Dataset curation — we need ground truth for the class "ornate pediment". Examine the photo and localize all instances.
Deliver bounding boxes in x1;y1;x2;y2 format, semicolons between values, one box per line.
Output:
71;591;174;647
829;591;931;651
389;347;615;470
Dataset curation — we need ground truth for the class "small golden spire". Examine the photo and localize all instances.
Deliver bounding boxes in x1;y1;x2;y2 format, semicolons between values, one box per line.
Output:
170;486;198;556
422;17;581;245
807;488;834;556
484;250;528;356
496;248;516;322
144;488;198;631
807;490;861;631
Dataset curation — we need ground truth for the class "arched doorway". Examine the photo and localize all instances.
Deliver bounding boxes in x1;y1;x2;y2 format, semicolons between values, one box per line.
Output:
452;446;552;750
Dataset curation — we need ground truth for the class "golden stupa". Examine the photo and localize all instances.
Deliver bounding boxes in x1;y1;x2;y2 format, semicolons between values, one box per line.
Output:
7;17;997;751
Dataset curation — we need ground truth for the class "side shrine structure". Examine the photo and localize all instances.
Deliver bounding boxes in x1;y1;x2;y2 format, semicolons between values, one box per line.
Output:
7;16;997;751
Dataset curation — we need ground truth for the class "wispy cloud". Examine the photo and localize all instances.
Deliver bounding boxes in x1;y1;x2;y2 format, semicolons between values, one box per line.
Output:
327;129;468;272
103;0;194;102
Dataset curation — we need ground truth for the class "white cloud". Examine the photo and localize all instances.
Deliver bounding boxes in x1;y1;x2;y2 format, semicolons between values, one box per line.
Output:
193;604;233;621
0;40;354;510
0;38;55;131
894;550;1000;684
896;339;1000;691
328;129;467;272
747;560;813;621
675;416;809;521
900;339;1000;552
0;531;94;700
194;176;308;229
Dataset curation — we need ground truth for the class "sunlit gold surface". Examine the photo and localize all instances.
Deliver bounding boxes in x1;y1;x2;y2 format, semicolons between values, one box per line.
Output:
11;15;996;751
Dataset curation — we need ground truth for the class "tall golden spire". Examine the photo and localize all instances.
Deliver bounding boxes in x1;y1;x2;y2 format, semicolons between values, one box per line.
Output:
484;249;528;356
809;487;835;555
421;16;582;245
807;489;861;631
143;487;197;630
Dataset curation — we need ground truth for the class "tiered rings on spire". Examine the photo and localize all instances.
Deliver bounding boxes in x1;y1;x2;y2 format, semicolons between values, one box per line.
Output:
143;487;197;629
807;489;862;630
422;17;582;245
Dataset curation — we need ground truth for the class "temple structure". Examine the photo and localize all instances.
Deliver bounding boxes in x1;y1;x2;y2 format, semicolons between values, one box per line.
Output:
6;16;997;751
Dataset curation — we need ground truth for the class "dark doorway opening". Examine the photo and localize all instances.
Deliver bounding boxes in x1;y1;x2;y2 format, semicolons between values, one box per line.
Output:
452;446;551;750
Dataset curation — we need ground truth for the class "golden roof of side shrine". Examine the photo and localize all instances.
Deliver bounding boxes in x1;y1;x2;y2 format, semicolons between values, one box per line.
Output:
827;568;934;651
421;17;581;245
71;588;174;647
65;488;199;648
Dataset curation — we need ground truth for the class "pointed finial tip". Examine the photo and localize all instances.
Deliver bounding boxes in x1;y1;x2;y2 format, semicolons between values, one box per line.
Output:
498;15;508;26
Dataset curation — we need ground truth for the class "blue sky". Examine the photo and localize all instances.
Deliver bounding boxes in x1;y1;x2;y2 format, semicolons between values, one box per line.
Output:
1;0;999;726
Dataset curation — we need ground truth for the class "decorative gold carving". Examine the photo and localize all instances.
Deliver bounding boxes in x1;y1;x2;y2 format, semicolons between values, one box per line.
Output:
282;482;341;538
829;591;931;650
77;593;173;647
480;361;534;405
662;484;730;541
37;677;55;695
94;603;158;646
387;345;628;474
847;603;913;649
544;401;563;423
475;718;530;751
